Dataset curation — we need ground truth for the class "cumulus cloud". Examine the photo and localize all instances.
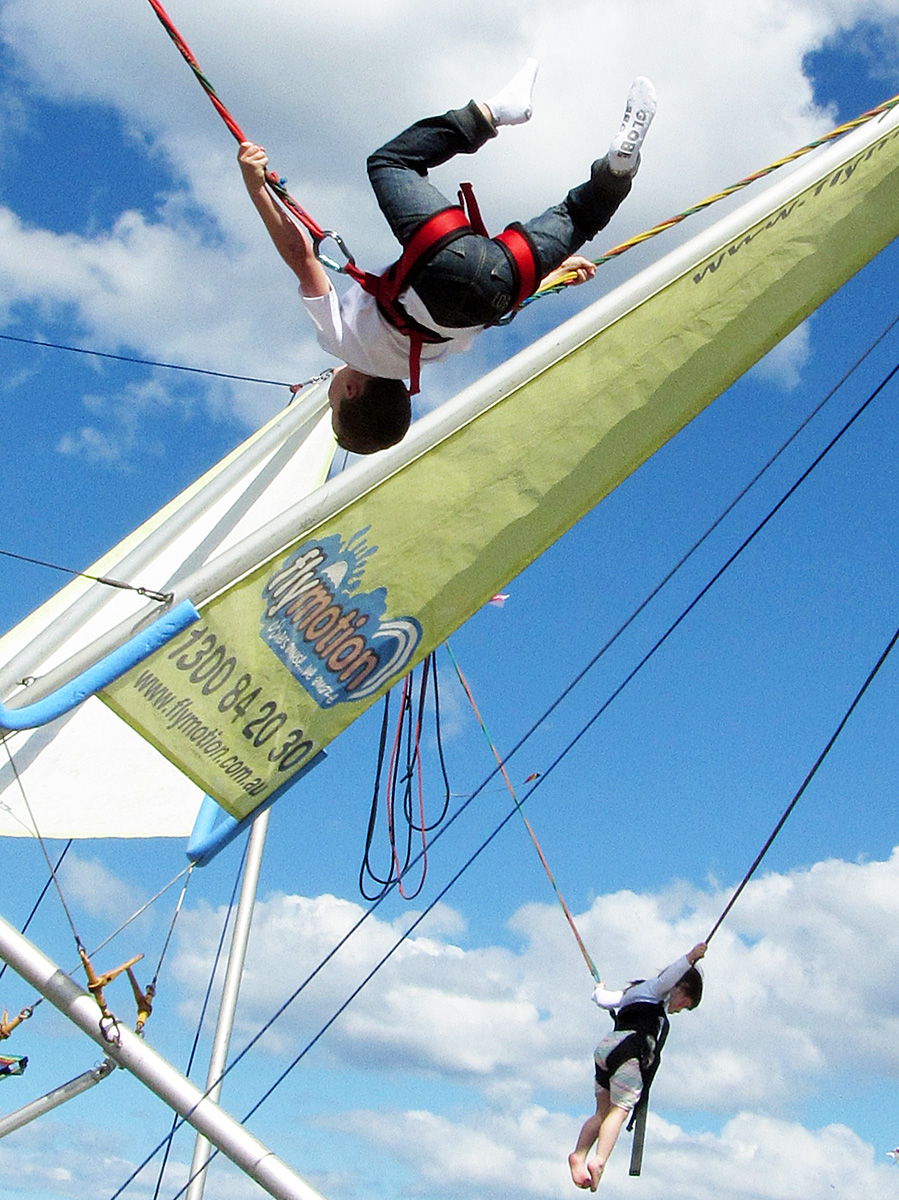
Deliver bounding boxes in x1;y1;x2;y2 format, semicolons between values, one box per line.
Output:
326;1107;896;1200
328;1103;570;1197
171;844;897;1132
0;205;318;405
5;846;898;1197
0;1113;265;1200
3;7;899;1196
166;849;899;1196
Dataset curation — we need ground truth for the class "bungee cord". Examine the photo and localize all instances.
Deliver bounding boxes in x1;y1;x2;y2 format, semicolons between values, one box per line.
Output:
435;314;899;977
0;8;885;1178
162;597;899;1200
444;330;899;967
7;22;895;408
359;652;452;901
530;87;899;296
444;640;601;982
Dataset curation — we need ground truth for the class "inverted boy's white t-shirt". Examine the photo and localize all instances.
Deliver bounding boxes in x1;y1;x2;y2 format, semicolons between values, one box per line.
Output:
301;280;483;380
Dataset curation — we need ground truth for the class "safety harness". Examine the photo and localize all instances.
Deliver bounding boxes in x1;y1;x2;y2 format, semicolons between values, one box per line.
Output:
356;185;541;394
595;1000;670;1132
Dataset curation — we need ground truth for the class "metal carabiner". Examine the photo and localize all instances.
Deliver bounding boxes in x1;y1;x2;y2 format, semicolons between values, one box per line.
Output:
314;230;357;274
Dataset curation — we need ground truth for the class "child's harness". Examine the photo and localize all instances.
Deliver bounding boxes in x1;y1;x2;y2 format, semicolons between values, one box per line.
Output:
141;3;540;400
356;187;540;394
595;1000;670;1131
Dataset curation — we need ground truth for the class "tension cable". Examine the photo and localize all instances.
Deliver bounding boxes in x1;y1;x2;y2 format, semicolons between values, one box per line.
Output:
0;547;171;604
705;620;899;944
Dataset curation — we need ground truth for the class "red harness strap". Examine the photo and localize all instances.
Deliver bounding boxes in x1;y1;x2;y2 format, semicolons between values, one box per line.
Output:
494;226;540;309
359;207;472;394
364;207;472;315
359;192;541;394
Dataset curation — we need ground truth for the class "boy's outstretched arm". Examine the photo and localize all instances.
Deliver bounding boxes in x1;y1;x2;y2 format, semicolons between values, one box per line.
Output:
238;142;331;298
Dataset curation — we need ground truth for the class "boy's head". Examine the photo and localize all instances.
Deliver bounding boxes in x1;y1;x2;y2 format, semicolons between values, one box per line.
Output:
668;965;703;1013
328;367;411;455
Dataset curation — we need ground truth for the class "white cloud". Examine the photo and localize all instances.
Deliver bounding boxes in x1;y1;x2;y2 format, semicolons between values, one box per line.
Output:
2;10;899;1198
329;1103;567;1196
55;378;172;467
750;322;813;389
5;845;899;1198
169;849;899;1162
56;850;144;924
637;1112;895;1200
0;205;317;419
0;1113;182;1200
326;1106;897;1200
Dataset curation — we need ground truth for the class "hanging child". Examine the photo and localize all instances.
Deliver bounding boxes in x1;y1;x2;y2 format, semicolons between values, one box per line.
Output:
237;62;656;454
568;942;707;1190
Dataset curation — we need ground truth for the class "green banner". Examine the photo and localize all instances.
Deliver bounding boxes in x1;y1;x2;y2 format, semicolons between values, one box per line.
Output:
103;117;899;818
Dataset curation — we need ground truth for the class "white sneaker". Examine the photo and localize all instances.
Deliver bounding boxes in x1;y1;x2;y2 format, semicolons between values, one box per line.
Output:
608;76;657;175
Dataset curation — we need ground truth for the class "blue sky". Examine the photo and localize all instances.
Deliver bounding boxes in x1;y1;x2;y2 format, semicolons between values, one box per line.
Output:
2;3;899;1199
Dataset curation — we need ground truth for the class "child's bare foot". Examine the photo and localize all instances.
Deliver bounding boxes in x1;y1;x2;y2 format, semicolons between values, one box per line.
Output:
569;1151;591;1188
587;1158;605;1191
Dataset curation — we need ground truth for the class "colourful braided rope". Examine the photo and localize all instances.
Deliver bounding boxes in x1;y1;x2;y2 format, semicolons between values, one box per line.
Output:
146;0;335;250
444;642;601;982
146;0;246;143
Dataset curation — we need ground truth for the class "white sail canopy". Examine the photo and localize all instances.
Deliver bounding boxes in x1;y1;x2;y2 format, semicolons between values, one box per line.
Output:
0;390;336;837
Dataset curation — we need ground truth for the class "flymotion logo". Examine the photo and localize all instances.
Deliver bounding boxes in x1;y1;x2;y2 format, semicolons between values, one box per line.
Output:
259;529;422;708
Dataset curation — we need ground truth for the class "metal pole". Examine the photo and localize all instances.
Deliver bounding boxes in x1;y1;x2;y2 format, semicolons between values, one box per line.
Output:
0;911;327;1200
187;807;270;1199
0;1058;116;1138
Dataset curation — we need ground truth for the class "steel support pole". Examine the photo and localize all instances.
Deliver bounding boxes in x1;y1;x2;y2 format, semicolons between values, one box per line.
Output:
186;807;270;1199
0;911;326;1200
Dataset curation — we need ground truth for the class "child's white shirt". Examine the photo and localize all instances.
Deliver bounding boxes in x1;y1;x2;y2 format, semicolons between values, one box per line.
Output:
591;954;693;1013
301;280;482;380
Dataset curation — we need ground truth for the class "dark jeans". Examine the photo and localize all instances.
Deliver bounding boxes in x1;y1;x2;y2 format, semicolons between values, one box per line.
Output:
366;100;633;327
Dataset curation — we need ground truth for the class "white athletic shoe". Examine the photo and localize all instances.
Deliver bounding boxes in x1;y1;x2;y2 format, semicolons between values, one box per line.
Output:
608;76;657;175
